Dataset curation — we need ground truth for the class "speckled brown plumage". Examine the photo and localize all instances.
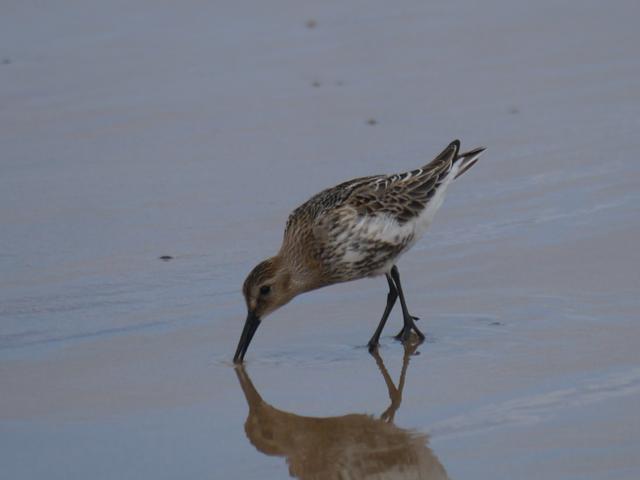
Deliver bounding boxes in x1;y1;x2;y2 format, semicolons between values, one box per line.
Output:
234;139;485;362
280;140;484;285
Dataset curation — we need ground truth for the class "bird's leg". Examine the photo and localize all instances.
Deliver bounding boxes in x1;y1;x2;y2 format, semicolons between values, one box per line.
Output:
394;314;420;341
389;266;425;342
367;274;398;352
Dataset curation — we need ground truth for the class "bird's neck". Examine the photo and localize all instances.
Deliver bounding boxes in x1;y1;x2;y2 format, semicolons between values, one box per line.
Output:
274;249;323;295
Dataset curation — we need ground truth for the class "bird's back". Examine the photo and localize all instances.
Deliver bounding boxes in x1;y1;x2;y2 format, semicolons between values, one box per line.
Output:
282;140;483;285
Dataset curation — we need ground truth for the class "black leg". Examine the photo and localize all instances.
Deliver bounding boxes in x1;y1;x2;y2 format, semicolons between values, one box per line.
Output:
394;325;406;340
394;313;420;340
389;265;425;342
368;274;398;352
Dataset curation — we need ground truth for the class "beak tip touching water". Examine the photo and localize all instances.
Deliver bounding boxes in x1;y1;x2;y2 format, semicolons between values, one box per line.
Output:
233;311;261;364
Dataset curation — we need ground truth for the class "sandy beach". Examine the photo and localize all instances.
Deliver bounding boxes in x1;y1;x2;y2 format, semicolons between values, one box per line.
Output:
2;1;639;478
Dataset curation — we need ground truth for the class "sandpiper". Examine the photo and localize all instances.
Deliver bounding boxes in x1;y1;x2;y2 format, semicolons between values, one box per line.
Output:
234;140;485;363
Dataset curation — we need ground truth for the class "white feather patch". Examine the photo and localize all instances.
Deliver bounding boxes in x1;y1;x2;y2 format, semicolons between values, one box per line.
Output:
339;169;458;267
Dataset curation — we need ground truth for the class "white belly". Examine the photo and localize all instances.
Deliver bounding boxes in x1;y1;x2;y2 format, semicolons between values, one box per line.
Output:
339;174;456;276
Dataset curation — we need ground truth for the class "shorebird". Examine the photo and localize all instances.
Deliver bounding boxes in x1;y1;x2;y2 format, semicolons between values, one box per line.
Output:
234;139;485;363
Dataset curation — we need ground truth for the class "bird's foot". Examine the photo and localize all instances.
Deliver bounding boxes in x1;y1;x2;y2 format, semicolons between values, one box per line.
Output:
394;316;420;340
395;320;425;343
393;327;414;342
393;328;405;341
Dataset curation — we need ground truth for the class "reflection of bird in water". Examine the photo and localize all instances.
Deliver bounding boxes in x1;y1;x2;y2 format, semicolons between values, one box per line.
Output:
235;343;449;480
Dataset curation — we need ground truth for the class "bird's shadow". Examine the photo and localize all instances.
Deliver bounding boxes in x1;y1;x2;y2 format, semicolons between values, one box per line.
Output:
234;342;449;479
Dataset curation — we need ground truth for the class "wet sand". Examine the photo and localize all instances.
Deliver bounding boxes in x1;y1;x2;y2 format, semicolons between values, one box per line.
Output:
1;0;640;479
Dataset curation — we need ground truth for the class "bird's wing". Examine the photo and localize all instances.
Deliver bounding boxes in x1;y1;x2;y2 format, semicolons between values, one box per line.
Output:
288;140;468;237
342;140;460;224
285;140;484;280
304;141;457;257
284;174;381;235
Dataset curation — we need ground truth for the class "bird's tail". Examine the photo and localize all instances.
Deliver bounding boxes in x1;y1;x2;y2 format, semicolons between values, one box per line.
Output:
453;145;486;179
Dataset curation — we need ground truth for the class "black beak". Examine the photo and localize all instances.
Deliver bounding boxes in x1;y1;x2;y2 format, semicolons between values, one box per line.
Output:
233;311;261;363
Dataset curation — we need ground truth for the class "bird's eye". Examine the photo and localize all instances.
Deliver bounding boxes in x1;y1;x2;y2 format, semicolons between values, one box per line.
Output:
259;285;271;295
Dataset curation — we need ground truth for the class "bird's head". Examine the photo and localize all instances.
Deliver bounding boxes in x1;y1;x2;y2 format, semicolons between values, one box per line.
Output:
233;256;296;363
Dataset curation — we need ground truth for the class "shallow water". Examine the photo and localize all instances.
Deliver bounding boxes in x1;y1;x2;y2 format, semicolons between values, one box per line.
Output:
2;0;640;479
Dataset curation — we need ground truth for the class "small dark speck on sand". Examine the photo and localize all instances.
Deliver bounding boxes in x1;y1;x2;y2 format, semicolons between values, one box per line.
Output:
312;80;321;87
367;118;378;126
305;19;317;29
159;255;174;261
508;106;520;114
2;58;11;65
